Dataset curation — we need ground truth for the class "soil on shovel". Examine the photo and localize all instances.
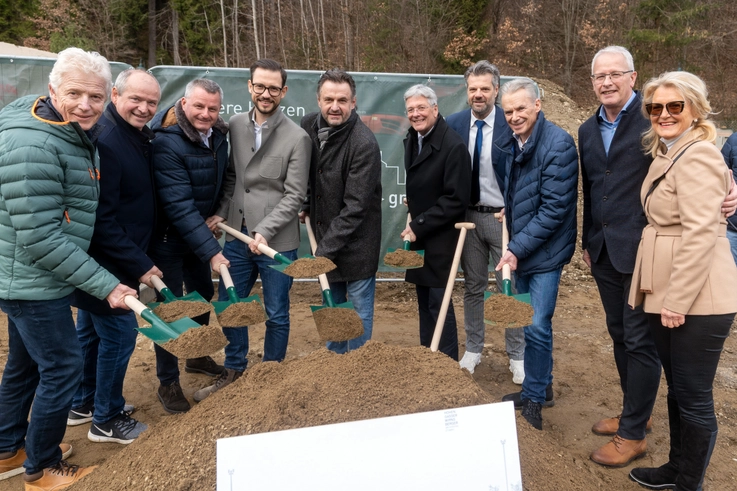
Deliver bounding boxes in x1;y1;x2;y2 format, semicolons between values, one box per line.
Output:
157;323;228;359
384;249;424;268
484;294;534;328
313;307;364;342
282;256;336;278
217;301;267;327
152;300;211;323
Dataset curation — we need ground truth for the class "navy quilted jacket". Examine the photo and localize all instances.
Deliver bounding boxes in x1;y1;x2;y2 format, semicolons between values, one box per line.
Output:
149;102;228;262
497;112;579;275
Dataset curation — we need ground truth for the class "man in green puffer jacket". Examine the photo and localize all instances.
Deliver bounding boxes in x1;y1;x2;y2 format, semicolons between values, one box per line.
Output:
0;47;135;491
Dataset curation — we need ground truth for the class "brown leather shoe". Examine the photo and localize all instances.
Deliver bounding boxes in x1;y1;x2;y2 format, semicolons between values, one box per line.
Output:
591;414;653;435
1;444;72;481
24;460;95;491
590;435;647;467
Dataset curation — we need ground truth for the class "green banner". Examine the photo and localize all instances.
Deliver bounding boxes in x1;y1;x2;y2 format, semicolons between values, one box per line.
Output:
1;57;533;272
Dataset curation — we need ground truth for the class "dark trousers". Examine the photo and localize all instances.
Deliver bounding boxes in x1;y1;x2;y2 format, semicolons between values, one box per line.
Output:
148;239;214;385
648;313;733;431
415;285;458;361
591;248;661;439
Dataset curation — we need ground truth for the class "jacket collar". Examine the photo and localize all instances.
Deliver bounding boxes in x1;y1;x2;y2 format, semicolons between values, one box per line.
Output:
158;100;228;144
104;103;155;143
314;109;359;145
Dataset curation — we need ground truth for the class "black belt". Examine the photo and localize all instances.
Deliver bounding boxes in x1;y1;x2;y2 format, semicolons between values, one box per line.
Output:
468;205;503;213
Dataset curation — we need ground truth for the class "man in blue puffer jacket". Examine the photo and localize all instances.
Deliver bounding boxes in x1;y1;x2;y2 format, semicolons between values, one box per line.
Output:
496;78;579;431
147;79;231;414
721;132;737;264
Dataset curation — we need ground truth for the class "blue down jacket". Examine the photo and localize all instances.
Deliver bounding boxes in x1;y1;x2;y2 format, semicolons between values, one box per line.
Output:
497;112;579;275
149;101;229;262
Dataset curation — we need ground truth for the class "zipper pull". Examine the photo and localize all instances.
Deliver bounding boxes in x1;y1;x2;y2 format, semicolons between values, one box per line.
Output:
64;209;70;223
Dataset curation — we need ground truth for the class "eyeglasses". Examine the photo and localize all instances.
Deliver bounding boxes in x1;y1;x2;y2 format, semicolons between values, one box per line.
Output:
251;83;283;97
590;70;634;84
645;101;686;118
406;105;431;115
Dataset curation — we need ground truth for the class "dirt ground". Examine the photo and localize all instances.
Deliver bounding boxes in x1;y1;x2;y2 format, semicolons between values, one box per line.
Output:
1;80;736;489
1;270;736;490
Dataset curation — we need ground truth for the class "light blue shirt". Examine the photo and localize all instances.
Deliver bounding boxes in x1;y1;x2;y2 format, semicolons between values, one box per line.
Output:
598;91;637;156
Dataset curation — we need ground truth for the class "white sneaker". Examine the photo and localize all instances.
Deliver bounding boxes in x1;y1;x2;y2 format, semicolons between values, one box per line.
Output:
510;359;525;385
459;351;482;374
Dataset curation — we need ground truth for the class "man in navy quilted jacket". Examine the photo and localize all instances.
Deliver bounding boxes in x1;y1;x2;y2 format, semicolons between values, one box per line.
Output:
148;79;231;414
496;78;579;431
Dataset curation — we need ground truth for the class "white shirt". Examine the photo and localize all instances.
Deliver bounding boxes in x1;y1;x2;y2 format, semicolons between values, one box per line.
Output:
469;107;504;207
198;128;213;148
252;113;268;152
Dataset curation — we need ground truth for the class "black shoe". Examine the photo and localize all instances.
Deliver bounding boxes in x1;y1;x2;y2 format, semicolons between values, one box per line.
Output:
185;356;225;377
502;383;554;409
629;462;678;490
521;399;543;430
157;382;191;414
68;402;135;426
88;412;148;445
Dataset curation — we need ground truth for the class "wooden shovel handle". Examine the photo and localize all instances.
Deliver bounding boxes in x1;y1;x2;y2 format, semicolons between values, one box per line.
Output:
219;263;235;290
217;222;279;259
304;216;332;292
149;275;166;292
402;213;413;242
430;222;476;352
124;295;148;316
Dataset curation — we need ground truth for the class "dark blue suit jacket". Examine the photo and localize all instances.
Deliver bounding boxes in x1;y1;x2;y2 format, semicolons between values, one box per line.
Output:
446;106;511;197
579;93;651;274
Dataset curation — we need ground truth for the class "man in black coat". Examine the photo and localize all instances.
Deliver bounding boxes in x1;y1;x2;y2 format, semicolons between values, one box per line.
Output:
402;84;472;361
446;60;524;380
69;69;162;444
580;46;662;467
300;69;382;354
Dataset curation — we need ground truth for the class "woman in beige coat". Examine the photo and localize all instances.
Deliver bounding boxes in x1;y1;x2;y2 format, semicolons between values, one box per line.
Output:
628;71;737;491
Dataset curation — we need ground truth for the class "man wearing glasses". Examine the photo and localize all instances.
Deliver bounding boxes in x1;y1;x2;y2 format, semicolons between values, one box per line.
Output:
202;59;311;400
579;45;660;467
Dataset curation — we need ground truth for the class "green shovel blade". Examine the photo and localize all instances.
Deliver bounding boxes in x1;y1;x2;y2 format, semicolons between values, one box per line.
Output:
483;290;533;326
212;293;265;316
136;308;200;344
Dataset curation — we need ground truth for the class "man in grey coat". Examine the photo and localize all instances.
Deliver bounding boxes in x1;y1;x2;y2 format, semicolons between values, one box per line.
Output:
300;68;382;354
201;59;311;401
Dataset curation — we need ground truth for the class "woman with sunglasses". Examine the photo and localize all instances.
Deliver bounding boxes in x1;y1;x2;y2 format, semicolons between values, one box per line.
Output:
628;71;737;490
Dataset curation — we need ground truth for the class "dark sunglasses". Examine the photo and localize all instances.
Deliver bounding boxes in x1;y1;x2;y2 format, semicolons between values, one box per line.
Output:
645;101;686;117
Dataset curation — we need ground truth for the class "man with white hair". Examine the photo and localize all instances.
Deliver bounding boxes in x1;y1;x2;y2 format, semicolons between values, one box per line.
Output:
401;84;471;360
0;47;135;490
497;78;578;431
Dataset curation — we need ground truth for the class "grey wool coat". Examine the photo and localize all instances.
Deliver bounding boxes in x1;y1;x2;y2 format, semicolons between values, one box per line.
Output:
217;108;311;252
301;110;382;282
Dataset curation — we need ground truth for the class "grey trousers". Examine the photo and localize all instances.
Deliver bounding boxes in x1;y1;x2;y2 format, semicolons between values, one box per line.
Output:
461;209;525;358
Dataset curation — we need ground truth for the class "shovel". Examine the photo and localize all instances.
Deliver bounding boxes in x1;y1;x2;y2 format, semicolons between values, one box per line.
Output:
212;264;267;327
383;213;425;269
126;295;227;359
147;276;211;323
304;215;364;343
217;222;336;278
483;213;533;327
430;222;475;352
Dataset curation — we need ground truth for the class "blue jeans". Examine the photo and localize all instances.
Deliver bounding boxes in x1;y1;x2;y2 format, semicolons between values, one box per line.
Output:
220;230;297;372
727;228;737;265
515;268;562;404
148;238;215;385
72;309;138;424
325;276;376;354
0;296;82;474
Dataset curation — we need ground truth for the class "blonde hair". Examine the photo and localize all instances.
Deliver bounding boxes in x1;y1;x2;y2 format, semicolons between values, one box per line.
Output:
641;71;716;158
49;47;112;97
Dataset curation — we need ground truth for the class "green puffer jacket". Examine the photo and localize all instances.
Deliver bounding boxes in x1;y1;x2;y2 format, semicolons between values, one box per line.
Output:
0;95;119;301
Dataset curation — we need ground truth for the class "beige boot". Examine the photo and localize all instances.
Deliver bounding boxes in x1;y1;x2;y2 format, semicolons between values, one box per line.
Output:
24;461;95;491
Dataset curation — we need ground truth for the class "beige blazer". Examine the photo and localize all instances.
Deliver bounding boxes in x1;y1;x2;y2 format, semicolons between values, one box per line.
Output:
217;108;311;251
629;130;737;315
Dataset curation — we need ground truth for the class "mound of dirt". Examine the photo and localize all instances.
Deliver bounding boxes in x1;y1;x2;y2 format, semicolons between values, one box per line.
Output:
70;342;598;491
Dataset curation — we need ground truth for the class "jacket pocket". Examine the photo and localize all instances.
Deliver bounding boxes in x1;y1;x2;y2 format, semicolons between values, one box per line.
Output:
259;156;283;180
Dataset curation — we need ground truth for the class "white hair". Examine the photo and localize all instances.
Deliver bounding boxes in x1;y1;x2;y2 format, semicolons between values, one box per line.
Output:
49;47;112;97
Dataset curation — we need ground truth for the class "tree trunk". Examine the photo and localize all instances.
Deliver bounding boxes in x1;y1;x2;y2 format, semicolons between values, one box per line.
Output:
148;0;156;67
172;6;181;65
251;0;260;60
220;0;228;67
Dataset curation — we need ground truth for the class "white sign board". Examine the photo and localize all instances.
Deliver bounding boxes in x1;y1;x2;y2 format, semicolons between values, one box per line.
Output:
217;401;522;491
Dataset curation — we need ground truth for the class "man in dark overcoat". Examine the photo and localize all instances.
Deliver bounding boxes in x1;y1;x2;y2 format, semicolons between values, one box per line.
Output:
401;84;472;361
